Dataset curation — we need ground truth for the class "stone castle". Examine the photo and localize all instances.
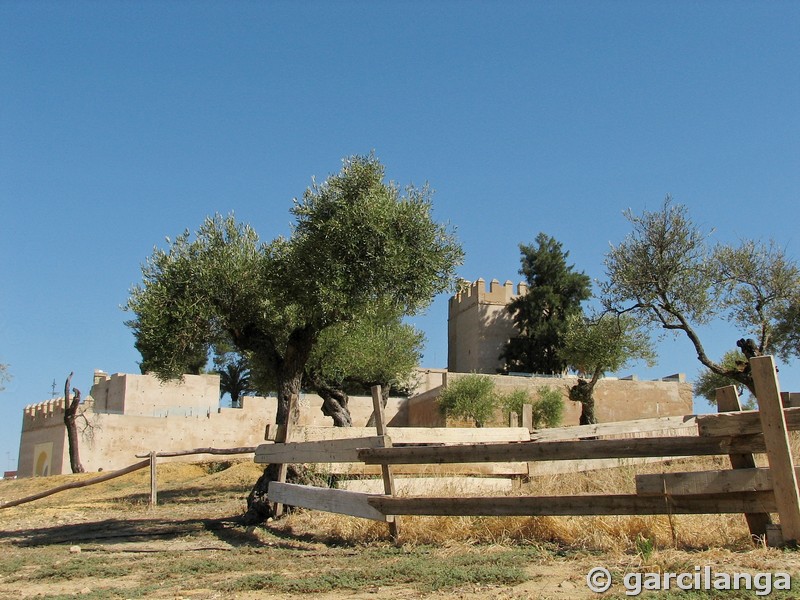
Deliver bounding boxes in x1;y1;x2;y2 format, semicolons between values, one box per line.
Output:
448;278;527;374
17;278;695;477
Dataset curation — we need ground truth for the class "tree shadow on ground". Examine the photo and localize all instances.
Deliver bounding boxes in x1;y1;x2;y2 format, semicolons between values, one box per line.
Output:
0;513;327;552
0;516;247;547
116;484;249;506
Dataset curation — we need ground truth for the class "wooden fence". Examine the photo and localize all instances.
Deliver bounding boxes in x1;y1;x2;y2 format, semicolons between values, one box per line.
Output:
257;356;800;546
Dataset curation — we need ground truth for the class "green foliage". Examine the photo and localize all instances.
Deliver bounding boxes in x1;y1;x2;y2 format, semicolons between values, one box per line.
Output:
714;239;799;357
604;198;714;328
635;533;655;562
501;388;530;420
126;154;463;426
502;386;564;428
277;154;463;325
561;312;656;380
604;197;800;394
502;233;591;374
531;386;565;428
694;350;751;405
438;374;499;427
307;301;424;394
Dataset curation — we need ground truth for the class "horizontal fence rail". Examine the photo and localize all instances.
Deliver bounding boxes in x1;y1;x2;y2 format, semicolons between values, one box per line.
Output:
253;357;800;547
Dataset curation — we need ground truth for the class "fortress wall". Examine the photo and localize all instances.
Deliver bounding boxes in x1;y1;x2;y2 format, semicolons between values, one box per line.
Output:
90;372;221;416
17;388;406;476
408;372;693;428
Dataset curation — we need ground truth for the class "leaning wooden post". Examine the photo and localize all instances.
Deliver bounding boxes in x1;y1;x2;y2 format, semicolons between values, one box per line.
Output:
271;393;300;518
371;385;399;540
716;385;771;540
149;451;157;507
750;356;800;545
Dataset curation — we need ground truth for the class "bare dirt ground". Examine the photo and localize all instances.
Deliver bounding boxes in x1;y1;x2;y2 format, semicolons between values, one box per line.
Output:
1;460;798;599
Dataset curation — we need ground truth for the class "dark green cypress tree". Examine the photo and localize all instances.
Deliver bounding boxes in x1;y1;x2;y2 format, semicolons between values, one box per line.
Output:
501;233;591;374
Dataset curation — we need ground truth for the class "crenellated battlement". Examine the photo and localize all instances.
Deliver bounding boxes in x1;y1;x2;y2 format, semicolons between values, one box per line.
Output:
23;397;67;425
449;277;527;313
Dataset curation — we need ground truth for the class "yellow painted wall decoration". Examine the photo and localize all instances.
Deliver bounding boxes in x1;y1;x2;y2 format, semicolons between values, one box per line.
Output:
33;442;52;477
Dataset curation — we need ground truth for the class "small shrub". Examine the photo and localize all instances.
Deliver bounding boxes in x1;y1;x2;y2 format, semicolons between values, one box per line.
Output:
502;389;531;424
531;386;564;428
438;374;499;427
502;386;564;428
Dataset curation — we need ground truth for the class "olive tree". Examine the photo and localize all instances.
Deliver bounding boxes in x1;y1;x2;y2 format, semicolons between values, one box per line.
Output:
561;312;656;424
438;373;498;427
603;197;800;395
303;304;425;427
126;154;463;522
694;349;752;407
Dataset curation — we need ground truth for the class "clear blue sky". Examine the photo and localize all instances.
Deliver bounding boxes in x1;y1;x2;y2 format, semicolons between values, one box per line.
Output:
2;2;799;472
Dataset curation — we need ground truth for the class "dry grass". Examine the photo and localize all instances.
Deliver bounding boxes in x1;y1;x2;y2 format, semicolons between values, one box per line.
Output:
3;453;799;598
3;436;796;555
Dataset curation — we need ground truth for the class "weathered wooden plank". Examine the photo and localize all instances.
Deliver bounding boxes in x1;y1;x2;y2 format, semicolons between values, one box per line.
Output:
358;435;766;465
522;404;533;431
255;436;390;464
527;456;678;477
715;385;772;539
267;426;531;444
149;451;157;507
339;476;514;495
530;415;698;442
325;462;530;476
697;406;800;437
751;356;800;544
367;491;777;516
268;482;387;522
636;468;778;496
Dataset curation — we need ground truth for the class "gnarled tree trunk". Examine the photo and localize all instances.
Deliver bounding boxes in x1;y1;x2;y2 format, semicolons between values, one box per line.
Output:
318;385;352;427
243;327;316;525
64;372;85;474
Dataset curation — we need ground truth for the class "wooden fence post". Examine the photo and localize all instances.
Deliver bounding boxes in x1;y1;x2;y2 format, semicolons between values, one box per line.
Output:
149;451;157;508
751;356;800;545
371;385;399;540
715;386;771;540
272;393;300;518
522;404;533;431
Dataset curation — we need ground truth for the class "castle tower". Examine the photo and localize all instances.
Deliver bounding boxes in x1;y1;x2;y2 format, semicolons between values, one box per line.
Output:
447;278;527;374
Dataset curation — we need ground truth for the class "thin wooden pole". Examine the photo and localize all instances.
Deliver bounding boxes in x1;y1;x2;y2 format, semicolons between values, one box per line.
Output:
136;446;256;458
751;356;800;545
371;385;399;540
716;385;771;540
272;393;299;518
0;459;151;510
149;451;157;507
